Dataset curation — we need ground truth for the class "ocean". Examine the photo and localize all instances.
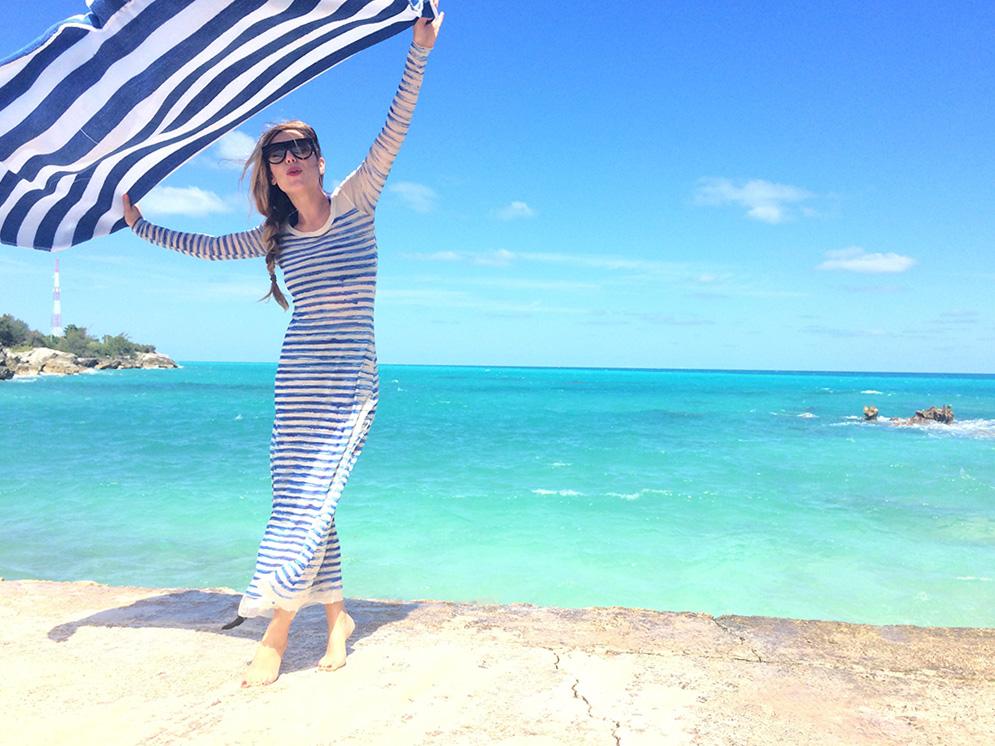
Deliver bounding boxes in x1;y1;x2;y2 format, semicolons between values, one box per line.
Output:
2;363;994;627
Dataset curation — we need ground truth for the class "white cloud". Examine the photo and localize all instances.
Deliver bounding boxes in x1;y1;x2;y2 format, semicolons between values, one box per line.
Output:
802;324;889;338
694;272;736;284
694;178;814;224
388;181;437;213
379;287;583;316
496;200;536;220
414;250;462;261
935;309;980;325
405;248;689;277
588;310;714;326
212;130;256;170
141;186;232;217
474;248;515;267
816;246;916;274
460;277;600;291
519;250;676;273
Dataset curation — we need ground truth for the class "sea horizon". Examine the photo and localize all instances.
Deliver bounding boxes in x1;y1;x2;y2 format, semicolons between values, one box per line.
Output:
171;360;995;379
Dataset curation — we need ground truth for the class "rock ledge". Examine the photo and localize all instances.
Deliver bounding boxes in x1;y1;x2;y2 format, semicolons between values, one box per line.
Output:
1;578;993;745
0;347;177;378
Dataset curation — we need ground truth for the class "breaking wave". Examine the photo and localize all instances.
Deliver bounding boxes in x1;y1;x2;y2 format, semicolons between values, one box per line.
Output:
833;417;995;439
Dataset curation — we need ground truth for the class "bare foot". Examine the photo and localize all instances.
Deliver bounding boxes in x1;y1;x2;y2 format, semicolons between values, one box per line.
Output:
318;612;356;671
241;639;287;687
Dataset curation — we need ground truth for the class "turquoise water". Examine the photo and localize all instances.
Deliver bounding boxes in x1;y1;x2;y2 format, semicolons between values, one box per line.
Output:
2;363;994;627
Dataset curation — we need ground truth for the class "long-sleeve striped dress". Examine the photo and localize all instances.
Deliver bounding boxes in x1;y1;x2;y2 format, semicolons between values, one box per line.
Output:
132;42;431;618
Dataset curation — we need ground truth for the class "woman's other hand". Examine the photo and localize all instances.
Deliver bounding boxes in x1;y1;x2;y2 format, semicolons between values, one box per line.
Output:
414;1;443;48
122;193;142;228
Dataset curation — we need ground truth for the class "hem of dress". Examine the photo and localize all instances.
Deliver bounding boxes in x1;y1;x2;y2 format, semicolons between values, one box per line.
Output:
237;586;345;619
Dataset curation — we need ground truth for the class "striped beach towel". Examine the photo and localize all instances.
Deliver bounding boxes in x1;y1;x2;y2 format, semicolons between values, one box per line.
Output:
0;0;431;251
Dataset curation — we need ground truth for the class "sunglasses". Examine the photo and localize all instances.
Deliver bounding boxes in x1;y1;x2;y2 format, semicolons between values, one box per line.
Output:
262;137;317;164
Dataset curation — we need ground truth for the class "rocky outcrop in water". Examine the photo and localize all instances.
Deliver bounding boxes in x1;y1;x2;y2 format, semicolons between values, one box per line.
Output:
0;347;177;378
888;404;955;426
914;405;954;423
863;405;879;420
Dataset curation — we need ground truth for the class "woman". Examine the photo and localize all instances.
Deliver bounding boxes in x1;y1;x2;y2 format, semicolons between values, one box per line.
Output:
123;13;443;687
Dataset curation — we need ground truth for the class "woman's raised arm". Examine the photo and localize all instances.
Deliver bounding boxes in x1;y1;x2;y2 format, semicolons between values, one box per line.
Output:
338;11;443;214
124;193;267;261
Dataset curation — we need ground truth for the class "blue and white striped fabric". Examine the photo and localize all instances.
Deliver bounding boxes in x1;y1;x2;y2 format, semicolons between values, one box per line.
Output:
133;41;431;617
0;0;430;251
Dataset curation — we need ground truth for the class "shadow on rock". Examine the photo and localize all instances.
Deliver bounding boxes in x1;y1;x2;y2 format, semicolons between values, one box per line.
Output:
47;590;420;674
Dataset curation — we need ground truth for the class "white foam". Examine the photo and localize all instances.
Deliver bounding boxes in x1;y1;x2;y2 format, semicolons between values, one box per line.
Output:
797;412;818;419
234;414;243;421
607;491;640;500
550;461;570;468
606;488;672;501
937;419;995;438
896;418;995;439
955;576;993;582
531;488;582;496
832;417;995;439
861;389;883;394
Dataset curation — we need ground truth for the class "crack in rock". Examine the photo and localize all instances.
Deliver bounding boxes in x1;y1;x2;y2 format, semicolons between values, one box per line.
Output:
571;678;622;746
544;646;622;745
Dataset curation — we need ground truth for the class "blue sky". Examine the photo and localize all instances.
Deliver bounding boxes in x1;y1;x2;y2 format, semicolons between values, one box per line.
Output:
2;2;993;372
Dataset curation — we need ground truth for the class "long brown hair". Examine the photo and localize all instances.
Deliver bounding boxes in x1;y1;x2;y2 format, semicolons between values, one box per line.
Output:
244;121;323;311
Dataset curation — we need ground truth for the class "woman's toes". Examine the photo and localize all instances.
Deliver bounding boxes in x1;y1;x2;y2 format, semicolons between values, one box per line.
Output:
240;643;285;687
318;613;354;671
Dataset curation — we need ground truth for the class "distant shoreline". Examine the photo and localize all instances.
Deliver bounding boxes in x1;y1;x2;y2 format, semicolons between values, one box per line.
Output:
164;360;995;378
0;346;177;379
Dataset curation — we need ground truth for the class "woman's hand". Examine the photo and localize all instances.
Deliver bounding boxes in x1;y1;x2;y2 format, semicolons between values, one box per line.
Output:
122;193;142;228
413;1;443;48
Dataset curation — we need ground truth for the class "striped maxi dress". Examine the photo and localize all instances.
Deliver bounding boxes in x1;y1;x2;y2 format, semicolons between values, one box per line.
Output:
132;41;431;618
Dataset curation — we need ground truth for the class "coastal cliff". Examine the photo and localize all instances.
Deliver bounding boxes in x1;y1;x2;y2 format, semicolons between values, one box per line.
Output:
0;314;176;379
1;579;993;744
0;346;177;378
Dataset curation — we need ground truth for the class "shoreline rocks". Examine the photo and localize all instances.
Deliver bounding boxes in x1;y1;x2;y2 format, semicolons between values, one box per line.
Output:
861;403;956;427
0;346;177;379
0;348;13;380
889;404;955;426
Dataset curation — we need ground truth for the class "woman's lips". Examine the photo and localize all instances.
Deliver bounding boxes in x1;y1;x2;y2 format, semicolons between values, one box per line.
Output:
287;167;302;176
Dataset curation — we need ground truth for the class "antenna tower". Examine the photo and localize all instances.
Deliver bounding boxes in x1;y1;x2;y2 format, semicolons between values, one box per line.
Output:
51;257;63;337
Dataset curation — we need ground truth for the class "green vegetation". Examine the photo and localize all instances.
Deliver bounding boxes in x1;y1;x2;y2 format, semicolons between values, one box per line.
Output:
0;314;156;357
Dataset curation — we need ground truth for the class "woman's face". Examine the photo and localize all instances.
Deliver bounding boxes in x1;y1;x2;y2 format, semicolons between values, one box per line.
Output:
266;129;325;196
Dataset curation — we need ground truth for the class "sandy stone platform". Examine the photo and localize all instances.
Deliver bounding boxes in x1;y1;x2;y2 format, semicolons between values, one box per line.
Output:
1;579;993;745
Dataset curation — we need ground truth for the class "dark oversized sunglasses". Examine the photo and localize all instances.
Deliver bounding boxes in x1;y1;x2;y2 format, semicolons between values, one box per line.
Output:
262;137;317;164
